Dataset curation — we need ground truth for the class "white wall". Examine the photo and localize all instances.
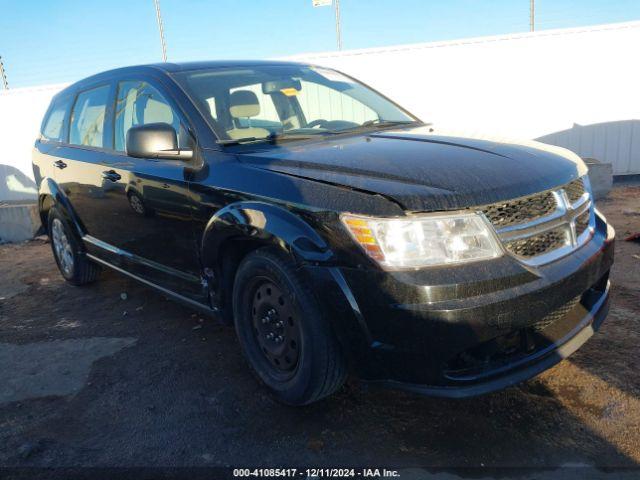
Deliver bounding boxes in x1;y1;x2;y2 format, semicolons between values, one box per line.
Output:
287;21;640;175
0;83;68;182
1;20;639;186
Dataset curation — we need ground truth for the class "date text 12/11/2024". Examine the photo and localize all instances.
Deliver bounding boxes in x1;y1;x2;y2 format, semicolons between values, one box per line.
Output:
232;468;401;477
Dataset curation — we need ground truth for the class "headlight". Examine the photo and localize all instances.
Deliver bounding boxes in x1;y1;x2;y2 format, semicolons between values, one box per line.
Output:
341;212;503;269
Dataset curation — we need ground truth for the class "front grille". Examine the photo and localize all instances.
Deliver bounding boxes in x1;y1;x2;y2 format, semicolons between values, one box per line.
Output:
532;295;582;331
575;210;591;238
480;177;592;265
565;178;586;203
504;228;568;258
482;191;557;229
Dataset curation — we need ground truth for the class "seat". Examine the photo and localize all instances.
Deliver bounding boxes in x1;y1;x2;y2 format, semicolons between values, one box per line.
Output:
226;90;270;140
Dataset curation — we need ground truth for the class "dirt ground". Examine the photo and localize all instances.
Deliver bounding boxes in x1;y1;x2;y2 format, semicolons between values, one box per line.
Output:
0;184;639;477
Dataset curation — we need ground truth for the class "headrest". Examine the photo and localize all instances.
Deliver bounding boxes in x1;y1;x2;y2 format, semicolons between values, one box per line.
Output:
229;90;260;118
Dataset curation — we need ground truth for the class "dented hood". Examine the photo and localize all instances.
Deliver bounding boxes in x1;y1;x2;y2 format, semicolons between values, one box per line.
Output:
237;126;587;212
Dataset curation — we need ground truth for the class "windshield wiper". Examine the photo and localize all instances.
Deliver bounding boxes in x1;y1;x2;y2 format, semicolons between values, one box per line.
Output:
217;121;423;145
328;119;422;135
217;132;329;146
217;136;270;146
361;119;418;127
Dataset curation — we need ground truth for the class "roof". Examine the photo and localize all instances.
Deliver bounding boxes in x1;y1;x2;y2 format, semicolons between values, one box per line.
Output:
53;59;311;99
143;59;310;72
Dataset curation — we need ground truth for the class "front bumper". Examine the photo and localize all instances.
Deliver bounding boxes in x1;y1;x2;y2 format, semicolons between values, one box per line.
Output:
306;209;615;397
371;278;609;398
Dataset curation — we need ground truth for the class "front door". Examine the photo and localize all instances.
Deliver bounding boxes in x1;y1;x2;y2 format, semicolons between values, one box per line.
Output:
96;78;204;301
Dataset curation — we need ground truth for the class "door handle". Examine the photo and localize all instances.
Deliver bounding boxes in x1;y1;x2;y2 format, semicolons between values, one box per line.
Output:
53;160;67;169
101;170;121;182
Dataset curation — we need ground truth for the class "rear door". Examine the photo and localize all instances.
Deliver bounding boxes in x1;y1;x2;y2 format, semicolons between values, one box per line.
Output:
52;83;117;241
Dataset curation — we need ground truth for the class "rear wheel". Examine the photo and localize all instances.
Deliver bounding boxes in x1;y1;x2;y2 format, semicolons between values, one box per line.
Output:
233;247;347;405
48;208;100;286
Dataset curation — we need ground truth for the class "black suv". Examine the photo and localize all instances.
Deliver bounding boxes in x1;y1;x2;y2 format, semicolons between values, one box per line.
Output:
33;61;614;405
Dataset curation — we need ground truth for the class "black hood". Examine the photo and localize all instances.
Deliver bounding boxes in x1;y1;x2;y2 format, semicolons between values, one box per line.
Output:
237;126;587;212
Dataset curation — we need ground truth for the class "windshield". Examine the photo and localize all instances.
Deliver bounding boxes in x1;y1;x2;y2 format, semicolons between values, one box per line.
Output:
173;65;418;143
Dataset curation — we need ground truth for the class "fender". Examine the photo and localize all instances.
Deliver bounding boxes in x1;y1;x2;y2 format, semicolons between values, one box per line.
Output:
200;201;333;268
38;177;86;240
201;201;371;369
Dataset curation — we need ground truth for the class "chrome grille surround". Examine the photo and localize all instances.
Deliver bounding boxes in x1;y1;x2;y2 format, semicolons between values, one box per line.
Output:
480;177;595;266
574;209;591;238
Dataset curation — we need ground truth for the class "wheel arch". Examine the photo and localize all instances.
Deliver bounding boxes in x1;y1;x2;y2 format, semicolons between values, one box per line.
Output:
38;177;85;238
201;201;333;321
201;201;332;265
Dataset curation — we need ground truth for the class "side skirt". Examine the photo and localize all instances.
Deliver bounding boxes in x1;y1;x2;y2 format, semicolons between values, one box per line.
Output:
86;253;218;317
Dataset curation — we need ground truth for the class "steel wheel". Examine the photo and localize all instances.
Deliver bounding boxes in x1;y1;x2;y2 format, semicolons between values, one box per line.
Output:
233;247;347;405
250;279;301;380
51;218;74;277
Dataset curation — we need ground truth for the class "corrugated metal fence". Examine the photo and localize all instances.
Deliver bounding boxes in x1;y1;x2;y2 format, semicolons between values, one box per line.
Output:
537;120;640;175
287;21;640;175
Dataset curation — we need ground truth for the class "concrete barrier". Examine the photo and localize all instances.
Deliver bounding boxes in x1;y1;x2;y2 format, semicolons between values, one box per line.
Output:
0;204;41;244
0;164;40;243
585;158;614;200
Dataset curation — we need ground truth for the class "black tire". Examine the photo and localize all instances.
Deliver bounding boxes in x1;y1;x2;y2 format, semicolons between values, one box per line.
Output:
48;207;100;286
233;247;347;405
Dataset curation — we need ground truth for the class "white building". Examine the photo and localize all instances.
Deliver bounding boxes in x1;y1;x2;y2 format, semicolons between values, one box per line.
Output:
1;20;638;190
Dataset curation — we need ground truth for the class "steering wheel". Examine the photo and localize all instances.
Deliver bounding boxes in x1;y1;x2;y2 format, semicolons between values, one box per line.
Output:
306;119;330;129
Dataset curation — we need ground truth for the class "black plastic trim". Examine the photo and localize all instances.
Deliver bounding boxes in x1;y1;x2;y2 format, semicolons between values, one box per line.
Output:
367;280;610;399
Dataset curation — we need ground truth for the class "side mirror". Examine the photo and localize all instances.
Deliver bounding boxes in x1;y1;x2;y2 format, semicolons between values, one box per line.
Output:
126;123;193;160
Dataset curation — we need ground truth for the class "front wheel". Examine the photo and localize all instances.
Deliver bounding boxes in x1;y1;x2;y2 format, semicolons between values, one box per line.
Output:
232;247;347;405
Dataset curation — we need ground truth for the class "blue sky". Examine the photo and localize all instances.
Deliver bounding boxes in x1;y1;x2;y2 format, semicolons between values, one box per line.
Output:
1;0;639;88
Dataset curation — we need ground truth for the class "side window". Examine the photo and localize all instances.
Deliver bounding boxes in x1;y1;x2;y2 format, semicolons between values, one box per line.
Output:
114;80;188;152
296;80;378;124
42;95;72;142
69;85;110;148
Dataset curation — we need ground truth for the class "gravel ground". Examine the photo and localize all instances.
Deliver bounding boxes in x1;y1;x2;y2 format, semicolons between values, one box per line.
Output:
0;185;639;478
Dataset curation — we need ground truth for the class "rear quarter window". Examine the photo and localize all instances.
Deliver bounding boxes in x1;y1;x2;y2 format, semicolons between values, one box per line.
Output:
41;95;73;142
